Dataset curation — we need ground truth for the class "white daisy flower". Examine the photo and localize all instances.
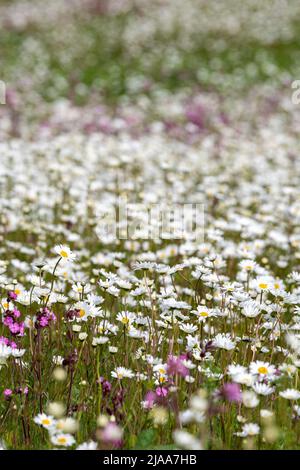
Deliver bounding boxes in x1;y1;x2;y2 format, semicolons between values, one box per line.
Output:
111;367;135;379
213;333;236;351
54;245;76;262
279;389;300;400
34;413;57;431
252;382;275;396
51;433;76;447
76;441;98;450
249;361;276;378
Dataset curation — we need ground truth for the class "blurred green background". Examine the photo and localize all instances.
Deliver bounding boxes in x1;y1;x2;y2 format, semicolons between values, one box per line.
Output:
1;0;300;104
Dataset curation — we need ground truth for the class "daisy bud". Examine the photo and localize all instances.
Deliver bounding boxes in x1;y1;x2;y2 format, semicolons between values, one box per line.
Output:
57;417;79;434
260;409;274;421
47;402;66;418
72;325;81;332
53;367;67;382
264;425;279;443
173;430;203;450
97;414;109;428
242;391;259;408
190;394;208;412
99;422;123;447
79;332;88;341
150;406;168;425
237;415;246;423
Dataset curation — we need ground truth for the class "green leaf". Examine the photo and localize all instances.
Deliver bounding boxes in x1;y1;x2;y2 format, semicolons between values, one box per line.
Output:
135;429;157;449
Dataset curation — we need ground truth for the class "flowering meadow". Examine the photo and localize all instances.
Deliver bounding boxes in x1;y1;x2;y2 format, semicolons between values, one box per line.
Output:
2;0;300;451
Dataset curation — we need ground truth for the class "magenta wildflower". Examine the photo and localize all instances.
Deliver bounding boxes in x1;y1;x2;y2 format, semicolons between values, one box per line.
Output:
3;316;13;327
4;389;13;399
0;337;10;346
35;307;56;329
9;323;21;335
100;422;123;448
185;102;206;130
0;337;17;348
221;383;242;403
8;291;17;301
98;377;112;395
16;386;29;396
156;386;168;397
113;388;125;409
3;310;24;337
167;355;189;378
13;308;21;318
144;391;156;409
65;309;80;321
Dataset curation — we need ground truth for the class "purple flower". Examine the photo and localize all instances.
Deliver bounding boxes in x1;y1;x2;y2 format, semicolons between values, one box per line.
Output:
3;316;13;327
185;102;206;130
16;386;29;395
0;337;17;348
100;422;123;447
4;389;13;399
156;387;168;397
167;355;189;378
35;307;56;329
39;317;49;327
0;336;9;346
8;291;17;301
3;310;24;337
9;322;21;335
13;308;21;318
221;383;242;403
144;391;156;409
98;377;112;395
65;309;80;321
113;389;125;409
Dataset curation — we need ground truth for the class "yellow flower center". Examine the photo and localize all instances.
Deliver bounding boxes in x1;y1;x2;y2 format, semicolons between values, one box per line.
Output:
259;283;268;290
258;366;268;374
199;312;208;317
57;437;67;444
14;289;21;295
274;283;280;290
79;309;85;318
42;419;50;426
121;317;129;324
3;302;8;309
60;250;68;258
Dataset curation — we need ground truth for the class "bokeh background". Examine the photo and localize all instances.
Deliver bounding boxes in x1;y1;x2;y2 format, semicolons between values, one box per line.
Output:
1;0;300;138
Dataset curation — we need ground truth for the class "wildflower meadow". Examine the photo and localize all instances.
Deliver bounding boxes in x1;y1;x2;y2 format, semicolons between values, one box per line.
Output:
1;0;300;453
